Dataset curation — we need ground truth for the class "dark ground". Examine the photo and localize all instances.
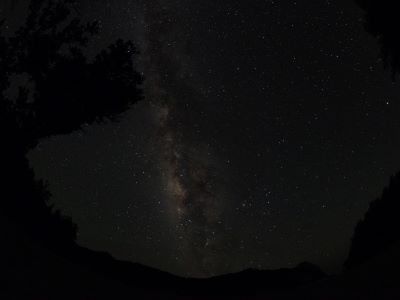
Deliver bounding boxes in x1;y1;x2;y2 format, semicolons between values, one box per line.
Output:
2;211;400;300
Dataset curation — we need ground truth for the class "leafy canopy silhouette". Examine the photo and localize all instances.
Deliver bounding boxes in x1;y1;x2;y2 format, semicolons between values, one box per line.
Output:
345;172;400;268
356;0;400;78
346;0;400;268
0;0;142;250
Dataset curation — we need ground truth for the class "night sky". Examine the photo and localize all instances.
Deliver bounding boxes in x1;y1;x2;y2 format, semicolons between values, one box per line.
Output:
4;0;400;278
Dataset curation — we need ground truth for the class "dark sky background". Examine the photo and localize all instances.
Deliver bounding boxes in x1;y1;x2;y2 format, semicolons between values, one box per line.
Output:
3;0;400;278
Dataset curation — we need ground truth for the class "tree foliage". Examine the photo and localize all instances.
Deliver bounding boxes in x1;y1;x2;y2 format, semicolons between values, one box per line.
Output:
345;172;400;268
0;0;142;250
356;0;400;78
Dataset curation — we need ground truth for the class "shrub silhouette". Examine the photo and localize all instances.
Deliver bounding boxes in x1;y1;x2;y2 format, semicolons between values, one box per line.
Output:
0;0;142;251
356;0;400;78
348;0;400;267
345;172;400;268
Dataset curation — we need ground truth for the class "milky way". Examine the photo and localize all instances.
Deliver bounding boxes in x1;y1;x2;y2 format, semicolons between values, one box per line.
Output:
139;0;226;276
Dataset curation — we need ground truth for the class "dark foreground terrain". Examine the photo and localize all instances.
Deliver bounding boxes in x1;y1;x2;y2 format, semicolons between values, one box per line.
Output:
2;214;400;300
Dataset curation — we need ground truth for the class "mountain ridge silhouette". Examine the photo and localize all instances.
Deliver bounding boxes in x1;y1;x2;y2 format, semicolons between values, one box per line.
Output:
2;213;326;299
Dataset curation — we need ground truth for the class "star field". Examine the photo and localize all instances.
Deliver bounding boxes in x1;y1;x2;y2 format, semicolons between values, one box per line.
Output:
2;0;398;277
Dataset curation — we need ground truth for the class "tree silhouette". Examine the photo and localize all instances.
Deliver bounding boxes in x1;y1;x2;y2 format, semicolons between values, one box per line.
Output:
349;0;400;268
356;0;400;78
345;172;400;269
0;0;142;251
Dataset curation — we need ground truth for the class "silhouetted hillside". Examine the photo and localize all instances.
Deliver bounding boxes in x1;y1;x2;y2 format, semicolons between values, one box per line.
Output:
2;213;326;299
6;222;400;300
